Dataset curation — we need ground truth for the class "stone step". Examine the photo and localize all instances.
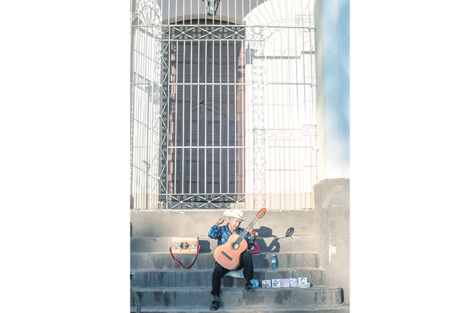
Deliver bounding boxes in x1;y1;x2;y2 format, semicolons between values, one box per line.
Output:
131;236;316;253
131;286;343;308
132;251;321;270
130;210;315;238
131;268;326;288
131;305;350;313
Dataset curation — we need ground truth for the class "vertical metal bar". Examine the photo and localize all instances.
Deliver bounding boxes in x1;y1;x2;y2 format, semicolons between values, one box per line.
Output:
295;17;300;209
219;28;222;196
308;0;316;186
249;0;252;209
133;29;137;208
286;0;291;210
134;28;138;209
253;13;257;210
196;40;201;193
140;16;143;205
147;22;151;212
235;39;238;198
279;13;285;210
212;31;215;196
225;43;229;199
151;23;156;209
197;37;200;195
266;4;272;208
276;28;281;209
302;2;307;206
137;30;141;209
138;18;142;209
182;32;186;195
295;26;299;208
175;0;180;200
204;31;207;196
190;33;193;195
205;0;207;26
145;24;149;210
181;16;186;202
166;5;170;209
144;41;147;207
197;0;201;200
241;0;245;206
227;38;230;195
229;3;232;198
233;38;236;198
130;22;133;209
175;38;179;197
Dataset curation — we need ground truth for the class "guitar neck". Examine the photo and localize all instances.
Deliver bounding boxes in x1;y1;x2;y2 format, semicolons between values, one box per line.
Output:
235;218;258;245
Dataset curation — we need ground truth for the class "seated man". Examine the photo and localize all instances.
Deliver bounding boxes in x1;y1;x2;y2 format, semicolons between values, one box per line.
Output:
208;209;257;311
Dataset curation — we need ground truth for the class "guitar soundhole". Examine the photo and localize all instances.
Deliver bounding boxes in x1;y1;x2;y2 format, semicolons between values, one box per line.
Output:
231;243;239;250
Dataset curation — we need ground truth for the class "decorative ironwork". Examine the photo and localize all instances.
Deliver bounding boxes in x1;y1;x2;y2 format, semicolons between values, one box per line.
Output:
161;193;248;210
167;25;247;41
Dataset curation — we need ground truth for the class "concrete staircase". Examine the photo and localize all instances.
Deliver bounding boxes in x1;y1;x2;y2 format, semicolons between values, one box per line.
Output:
130;210;349;312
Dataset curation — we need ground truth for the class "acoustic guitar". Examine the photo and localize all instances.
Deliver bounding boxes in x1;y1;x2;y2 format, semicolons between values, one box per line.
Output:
214;208;266;270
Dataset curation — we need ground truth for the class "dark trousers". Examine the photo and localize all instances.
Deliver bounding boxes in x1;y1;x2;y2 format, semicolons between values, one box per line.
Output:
211;250;254;297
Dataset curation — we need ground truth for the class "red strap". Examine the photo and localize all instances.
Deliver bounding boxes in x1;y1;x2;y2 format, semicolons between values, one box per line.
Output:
250;241;261;254
169;245;201;269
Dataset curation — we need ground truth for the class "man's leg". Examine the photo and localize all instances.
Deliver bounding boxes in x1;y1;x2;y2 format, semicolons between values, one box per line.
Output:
211;262;230;297
210;262;230;311
238;251;255;291
239;250;254;281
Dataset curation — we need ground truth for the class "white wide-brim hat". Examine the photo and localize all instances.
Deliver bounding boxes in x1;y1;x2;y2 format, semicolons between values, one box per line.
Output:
223;209;246;221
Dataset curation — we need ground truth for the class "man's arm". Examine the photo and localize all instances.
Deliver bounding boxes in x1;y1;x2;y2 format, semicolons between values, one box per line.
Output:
208;218;225;239
244;226;256;249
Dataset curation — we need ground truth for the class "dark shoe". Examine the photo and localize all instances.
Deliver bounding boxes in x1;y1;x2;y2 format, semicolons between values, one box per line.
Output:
210;300;220;311
245;282;255;292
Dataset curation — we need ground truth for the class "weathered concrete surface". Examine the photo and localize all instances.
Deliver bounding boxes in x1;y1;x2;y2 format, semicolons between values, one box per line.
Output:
130;210;315;238
133;287;343;308
131;268;326;288
131;236;316;253
314;179;350;304
131;305;350;312
132;251;321;270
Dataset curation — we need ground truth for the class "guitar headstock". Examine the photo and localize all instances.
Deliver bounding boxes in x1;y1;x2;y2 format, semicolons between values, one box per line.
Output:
256;208;267;219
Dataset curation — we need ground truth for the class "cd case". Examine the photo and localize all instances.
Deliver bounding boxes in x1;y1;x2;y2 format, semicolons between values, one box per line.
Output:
298;277;308;285
281;279;290;287
272;279;281;288
262;280;272;288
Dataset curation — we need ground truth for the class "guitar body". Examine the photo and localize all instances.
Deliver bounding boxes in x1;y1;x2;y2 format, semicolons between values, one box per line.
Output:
214;234;248;270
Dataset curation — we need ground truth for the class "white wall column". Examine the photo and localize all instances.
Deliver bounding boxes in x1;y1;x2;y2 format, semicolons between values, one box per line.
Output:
315;0;350;181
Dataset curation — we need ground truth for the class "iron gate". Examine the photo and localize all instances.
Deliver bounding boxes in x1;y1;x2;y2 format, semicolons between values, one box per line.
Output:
131;0;316;210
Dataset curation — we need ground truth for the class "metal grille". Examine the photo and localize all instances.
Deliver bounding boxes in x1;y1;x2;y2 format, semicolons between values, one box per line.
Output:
130;0;316;210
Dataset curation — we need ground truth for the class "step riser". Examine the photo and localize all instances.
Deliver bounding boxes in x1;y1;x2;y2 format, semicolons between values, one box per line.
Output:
131;237;316;253
134;289;342;307
130;210;315;238
132;252;320;270
131;269;325;288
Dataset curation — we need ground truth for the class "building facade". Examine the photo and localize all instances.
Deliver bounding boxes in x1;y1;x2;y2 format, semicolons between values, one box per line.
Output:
130;0;349;211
